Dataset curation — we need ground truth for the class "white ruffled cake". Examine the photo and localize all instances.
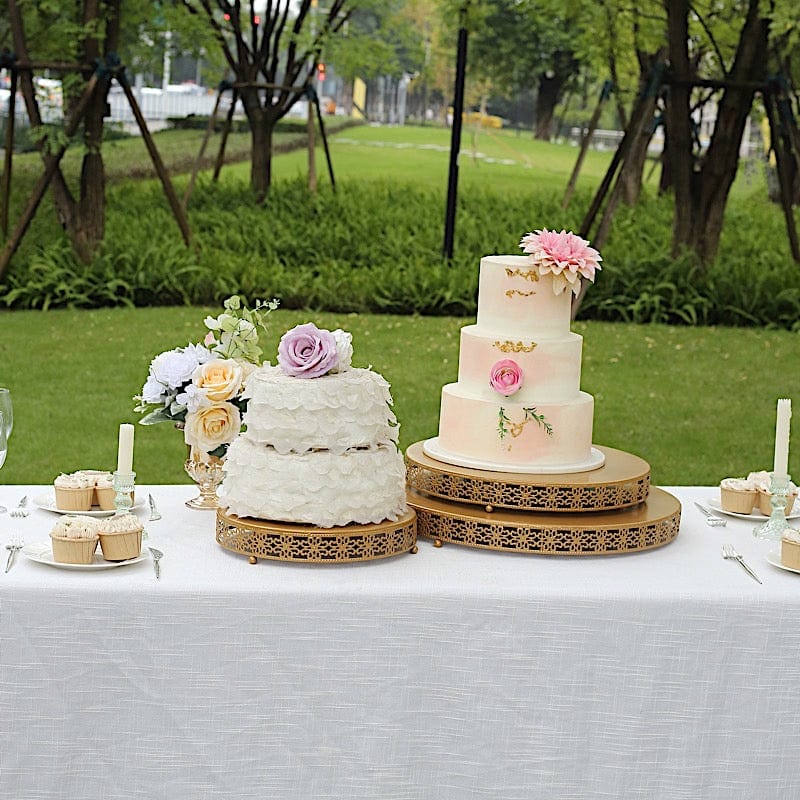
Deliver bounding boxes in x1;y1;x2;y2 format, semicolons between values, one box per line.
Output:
220;325;408;528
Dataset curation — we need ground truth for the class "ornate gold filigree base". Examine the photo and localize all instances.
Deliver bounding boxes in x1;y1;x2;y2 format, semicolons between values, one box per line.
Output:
216;508;418;563
409;487;680;555
406;442;650;513
405;440;680;556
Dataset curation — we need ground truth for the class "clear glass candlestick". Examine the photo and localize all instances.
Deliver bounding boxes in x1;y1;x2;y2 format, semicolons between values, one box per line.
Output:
753;473;793;541
113;470;136;515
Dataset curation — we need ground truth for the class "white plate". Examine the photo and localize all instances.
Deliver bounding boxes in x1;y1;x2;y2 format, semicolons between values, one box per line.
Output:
766;550;800;575
707;498;800;522
20;542;149;571
32;492;144;518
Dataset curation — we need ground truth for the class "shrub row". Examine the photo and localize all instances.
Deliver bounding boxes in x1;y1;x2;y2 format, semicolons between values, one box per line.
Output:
3;177;800;330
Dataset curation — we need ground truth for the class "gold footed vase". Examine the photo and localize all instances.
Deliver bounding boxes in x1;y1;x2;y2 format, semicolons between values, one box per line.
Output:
184;447;225;510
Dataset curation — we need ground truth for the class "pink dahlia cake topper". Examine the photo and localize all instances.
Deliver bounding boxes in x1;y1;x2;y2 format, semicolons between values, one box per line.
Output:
519;228;602;296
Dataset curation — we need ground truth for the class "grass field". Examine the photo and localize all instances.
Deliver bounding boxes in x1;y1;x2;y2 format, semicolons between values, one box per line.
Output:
1;306;798;487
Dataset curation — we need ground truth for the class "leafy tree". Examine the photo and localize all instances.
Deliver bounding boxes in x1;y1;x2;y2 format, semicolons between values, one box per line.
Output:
5;0;123;264
464;0;581;140
665;0;773;262
177;0;350;201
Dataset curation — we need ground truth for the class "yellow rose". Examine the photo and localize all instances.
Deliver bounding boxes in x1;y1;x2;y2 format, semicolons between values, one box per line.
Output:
184;403;241;454
192;359;244;402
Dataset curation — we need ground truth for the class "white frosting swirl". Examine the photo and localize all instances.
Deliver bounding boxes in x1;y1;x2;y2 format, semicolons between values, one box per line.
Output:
720;478;755;491
98;513;143;534
54;472;94;489
50;515;98;540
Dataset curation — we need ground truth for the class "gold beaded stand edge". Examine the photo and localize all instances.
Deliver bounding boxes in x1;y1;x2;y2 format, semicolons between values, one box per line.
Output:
405;442;681;555
216;508;418;564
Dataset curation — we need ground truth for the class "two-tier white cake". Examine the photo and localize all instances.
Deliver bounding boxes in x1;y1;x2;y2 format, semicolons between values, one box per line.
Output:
425;232;604;473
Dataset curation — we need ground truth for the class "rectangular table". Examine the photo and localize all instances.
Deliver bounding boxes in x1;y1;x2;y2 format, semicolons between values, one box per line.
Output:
2;484;799;799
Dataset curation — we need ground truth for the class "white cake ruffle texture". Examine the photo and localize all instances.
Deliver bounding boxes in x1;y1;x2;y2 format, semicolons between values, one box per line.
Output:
221;439;408;528
243;365;398;454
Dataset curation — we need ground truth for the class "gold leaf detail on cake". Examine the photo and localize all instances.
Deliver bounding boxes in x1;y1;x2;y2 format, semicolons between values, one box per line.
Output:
505;268;540;281
504;289;537;299
493;340;537;353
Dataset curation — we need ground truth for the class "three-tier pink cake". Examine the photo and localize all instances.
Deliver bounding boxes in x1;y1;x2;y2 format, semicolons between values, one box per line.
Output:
424;231;604;474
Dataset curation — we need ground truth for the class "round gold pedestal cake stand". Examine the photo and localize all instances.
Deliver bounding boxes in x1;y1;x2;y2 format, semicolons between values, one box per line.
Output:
405;441;680;555
406;442;651;513
216;508;418;564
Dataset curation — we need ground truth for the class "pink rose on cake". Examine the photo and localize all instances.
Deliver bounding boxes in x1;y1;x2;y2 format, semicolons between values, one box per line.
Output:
489;359;524;396
278;323;348;378
183;402;242;453
519;228;602;296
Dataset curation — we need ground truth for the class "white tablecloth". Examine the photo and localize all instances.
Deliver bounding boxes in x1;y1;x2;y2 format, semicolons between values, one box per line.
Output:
2;484;799;800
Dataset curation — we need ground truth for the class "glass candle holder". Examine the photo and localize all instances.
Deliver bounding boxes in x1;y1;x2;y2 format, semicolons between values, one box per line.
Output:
113;470;136;515
753;472;793;542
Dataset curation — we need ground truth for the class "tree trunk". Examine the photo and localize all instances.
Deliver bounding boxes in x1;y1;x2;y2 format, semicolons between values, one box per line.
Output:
618;51;664;205
248;107;274;203
534;72;566;141
666;0;768;263
72;0;115;263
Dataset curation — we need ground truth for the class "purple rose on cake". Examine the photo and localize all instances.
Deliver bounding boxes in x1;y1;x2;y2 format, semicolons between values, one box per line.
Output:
489;359;524;396
277;323;339;378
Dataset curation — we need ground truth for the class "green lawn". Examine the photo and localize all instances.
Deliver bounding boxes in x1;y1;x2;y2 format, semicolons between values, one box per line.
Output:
1;306;797;487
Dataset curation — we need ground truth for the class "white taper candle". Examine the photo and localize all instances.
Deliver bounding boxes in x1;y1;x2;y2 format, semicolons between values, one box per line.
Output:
117;423;135;474
773;398;791;479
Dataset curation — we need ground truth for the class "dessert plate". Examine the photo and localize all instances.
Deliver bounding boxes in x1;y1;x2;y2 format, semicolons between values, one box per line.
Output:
20;542;148;571
32;493;144;518
766;550;800;575
707;498;800;522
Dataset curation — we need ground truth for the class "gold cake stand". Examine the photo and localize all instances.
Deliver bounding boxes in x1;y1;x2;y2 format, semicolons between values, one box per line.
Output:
216;508;418;564
406;442;650;512
405;441;681;555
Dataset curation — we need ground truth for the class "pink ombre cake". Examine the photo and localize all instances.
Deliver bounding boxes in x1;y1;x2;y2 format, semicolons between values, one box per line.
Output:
424;231;604;474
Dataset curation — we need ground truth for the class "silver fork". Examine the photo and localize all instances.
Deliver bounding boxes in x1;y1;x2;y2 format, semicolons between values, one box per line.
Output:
148;547;163;580
695;502;727;527
10;496;28;518
5;536;24;573
722;543;762;584
148;494;162;522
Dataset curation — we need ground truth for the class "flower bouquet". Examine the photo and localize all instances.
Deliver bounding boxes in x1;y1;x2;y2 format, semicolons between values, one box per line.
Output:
134;295;279;508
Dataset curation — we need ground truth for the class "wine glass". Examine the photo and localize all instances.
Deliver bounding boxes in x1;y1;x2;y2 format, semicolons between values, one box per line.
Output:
0;412;7;513
0;388;12;439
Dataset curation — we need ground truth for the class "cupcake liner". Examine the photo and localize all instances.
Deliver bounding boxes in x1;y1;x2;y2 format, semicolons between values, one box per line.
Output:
98;529;143;561
54;486;93;512
720;487;757;515
757;490;797;517
50;534;99;565
781;536;800;570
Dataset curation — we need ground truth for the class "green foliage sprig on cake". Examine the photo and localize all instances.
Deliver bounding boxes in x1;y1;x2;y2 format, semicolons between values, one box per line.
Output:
134;295;279;459
498;408;553;442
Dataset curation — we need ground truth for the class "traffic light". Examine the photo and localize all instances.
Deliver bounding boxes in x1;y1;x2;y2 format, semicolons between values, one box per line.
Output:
317;62;326;82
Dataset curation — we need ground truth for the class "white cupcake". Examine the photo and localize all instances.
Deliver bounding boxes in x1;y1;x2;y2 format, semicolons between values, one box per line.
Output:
97;513;143;561
54;472;94;512
50;516;99;564
781;529;800;570
719;477;757;514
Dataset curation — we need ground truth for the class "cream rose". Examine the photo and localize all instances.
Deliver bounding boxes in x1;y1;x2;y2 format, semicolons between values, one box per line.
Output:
192;359;244;402
183;402;241;453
